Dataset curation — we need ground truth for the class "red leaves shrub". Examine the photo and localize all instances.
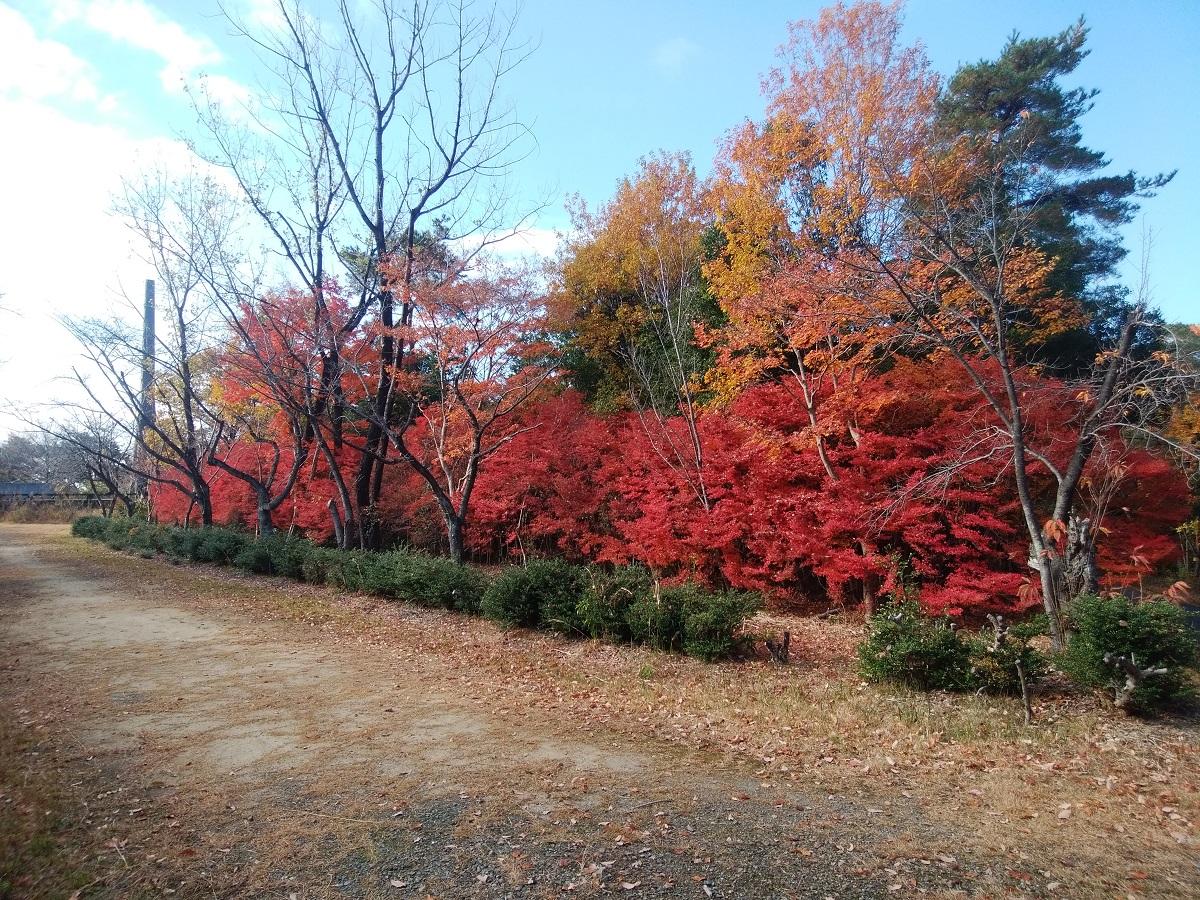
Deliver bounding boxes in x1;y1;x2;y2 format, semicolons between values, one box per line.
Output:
152;355;1187;617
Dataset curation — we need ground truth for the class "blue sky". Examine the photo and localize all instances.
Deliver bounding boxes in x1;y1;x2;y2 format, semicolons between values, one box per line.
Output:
0;0;1196;427
502;0;1197;321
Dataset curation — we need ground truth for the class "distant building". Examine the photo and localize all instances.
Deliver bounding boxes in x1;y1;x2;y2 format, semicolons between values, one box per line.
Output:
0;482;55;497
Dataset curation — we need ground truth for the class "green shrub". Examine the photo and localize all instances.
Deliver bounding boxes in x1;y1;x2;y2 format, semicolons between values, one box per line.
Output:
71;514;761;666
1059;594;1198;712
161;527;203;560
967;616;1048;695
482;559;586;632
679;586;761;661
72;516;108;539
344;551;389;593
378;552;487;613
322;550;376;591
622;582;760;660
260;533;315;579
578;566;653;641
233;542;270;574
74;516;170;555
319;548;392;594
96;516;125;542
231;533;300;575
101;519;133;550
300;546;342;585
423;555;488;613
127;523;171;555
625;586;685;651
858;602;974;691
188;528;251;565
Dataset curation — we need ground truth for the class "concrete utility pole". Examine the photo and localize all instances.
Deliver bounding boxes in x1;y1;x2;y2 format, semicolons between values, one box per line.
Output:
135;279;156;506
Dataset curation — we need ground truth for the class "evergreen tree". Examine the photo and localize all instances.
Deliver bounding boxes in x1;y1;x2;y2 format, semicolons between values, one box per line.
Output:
936;19;1174;370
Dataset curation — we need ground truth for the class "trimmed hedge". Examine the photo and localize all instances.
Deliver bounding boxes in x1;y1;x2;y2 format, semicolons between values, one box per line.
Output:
362;550;487;613
71;517;758;661
482;559;587;633
858;601;1052;695
1059;593;1198;712
233;532;314;578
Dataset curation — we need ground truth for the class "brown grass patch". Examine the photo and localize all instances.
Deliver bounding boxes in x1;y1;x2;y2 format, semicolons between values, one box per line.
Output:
16;528;1200;898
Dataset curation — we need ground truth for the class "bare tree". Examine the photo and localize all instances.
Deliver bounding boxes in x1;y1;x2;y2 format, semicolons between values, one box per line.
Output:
10;414;139;516
56;171;234;526
65;415;139;517
196;0;538;546
60;313;219;526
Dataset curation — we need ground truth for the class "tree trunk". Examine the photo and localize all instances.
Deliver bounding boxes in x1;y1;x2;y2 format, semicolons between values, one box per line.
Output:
328;499;345;549
1061;515;1098;600
1032;515;1095;652
446;514;465;565
354;442;381;549
256;491;274;537
1035;556;1067;652
862;576;878;619
858;540;877;617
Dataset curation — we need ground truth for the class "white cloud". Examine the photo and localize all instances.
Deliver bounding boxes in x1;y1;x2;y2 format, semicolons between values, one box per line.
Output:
448;226;560;265
0;93;198;432
195;72;254;112
494;226;559;259
47;0;232;96
0;3;106;105
652;36;699;75
241;0;284;30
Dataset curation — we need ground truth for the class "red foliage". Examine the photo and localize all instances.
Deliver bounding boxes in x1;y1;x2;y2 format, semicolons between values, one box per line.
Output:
462;361;1040;614
1093;451;1190;587
152;340;1188;617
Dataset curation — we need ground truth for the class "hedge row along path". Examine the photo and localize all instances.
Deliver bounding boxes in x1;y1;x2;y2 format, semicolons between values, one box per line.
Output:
0;525;1194;899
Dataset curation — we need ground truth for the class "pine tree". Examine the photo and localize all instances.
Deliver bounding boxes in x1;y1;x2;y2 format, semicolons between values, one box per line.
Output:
936;19;1174;371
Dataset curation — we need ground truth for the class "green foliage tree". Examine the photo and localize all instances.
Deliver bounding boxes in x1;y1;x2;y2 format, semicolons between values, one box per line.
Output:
935;19;1174;370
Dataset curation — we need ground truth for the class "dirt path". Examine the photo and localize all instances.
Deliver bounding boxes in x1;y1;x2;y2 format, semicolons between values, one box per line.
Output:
0;526;981;898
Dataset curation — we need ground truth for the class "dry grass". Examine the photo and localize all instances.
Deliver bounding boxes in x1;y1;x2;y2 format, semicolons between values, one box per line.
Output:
13;528;1200;898
0;503;88;524
0;692;100;899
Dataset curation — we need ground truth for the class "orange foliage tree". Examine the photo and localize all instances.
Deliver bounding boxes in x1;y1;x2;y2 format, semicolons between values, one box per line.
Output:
555;152;719;508
702;0;1190;645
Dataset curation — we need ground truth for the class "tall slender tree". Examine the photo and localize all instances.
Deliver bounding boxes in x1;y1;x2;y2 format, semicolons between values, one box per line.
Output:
206;0;537;546
935;19;1174;370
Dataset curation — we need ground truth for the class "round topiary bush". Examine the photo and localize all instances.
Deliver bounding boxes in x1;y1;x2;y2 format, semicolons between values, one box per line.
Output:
858;602;974;691
1059;593;1198;712
482;559;587;632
